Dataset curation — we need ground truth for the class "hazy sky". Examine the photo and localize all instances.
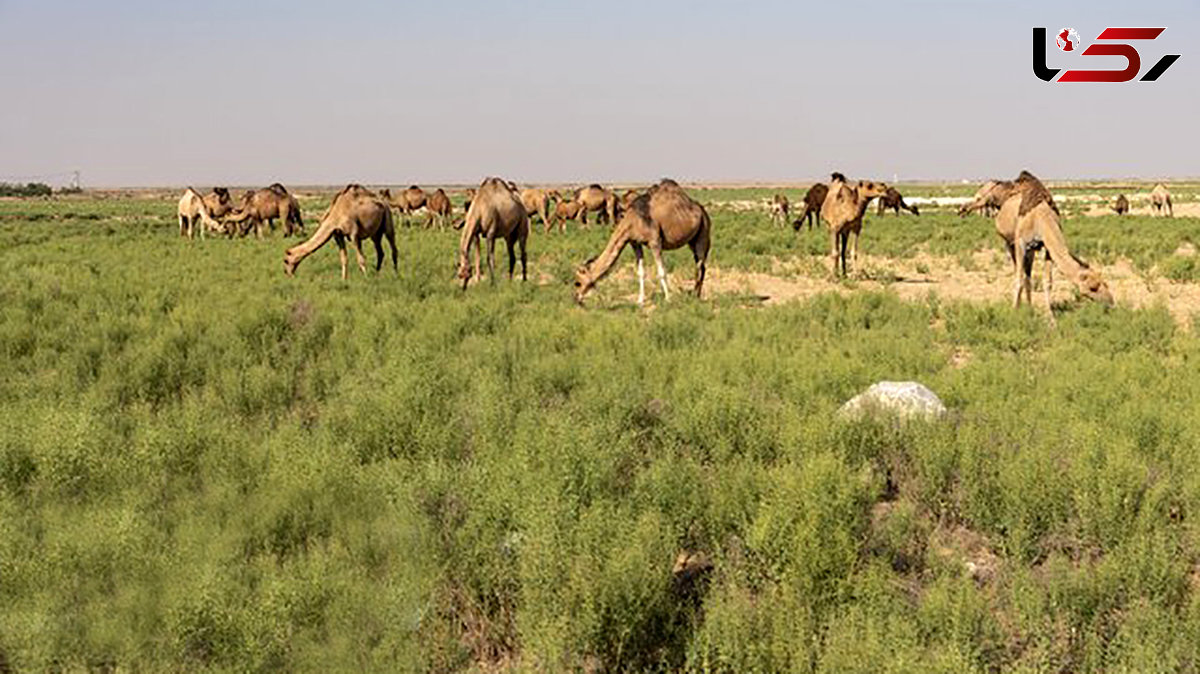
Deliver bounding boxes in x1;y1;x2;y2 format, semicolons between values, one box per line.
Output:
0;0;1194;186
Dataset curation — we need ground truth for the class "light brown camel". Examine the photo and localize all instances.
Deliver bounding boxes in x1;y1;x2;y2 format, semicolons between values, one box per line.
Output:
876;187;919;216
202;187;235;221
820;173;888;276
621;189;641;210
793;183;828;231
574;184;617;225
519;188;553;232
177;188;225;239
958;180;1016;217
426;188;453;229
457;177;529;289
1150;183;1173;217
224;183;304;239
1113;194;1130;215
549;198;584;233
283;184;396;279
770;194;790;226
574;179;711;306
994;171;1112;312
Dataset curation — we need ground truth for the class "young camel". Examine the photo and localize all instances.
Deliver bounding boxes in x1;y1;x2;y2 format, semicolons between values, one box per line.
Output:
177;188;225;239
1113;194;1130;215
574;179;711;306
457;177;529;290
820;173;888;276
770;194;790;226
283;184;397;279
994;171;1113;313
1150;183;1173;217
426;188;453;229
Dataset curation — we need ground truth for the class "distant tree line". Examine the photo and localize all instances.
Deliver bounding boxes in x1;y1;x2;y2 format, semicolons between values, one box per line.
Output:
0;182;54;197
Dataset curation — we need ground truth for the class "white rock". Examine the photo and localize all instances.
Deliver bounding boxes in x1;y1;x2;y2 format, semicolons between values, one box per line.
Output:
838;381;947;422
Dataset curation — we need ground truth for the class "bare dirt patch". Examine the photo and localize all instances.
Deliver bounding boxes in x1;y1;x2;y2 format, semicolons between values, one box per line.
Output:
699;251;1200;327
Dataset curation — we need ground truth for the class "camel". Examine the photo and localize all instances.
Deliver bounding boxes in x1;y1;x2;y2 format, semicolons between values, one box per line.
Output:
283;184;397;279
426;188;453;229
457;177;529;289
770;194;790;226
574;178;711;306
224;183;304;239
382;185;429;225
549;199;584;233
177;188;225;239
621;189;641;210
519;188;553;232
958;180;1016;217
1150;183;1173;217
202;187;235;220
994;170;1113;312
793;183;828;231
574;184;617;225
1113;194;1130;215
819;173;888;276
876;187;919;216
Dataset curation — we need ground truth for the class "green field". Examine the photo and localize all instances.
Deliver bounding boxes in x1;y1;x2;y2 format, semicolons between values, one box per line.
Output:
3;190;1200;671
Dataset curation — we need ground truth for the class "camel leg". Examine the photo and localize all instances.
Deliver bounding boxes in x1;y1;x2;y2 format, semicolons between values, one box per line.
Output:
839;232;850;277
851;230;860;269
633;243;646;306
505;237;516;279
372;236;385;272
650;243;670;300
179;215;187;238
385;227;398;274
829;228;840;277
691;235;709;298
518;232;527;281
472;232;481;282
486;234;497;285
334;232;348;281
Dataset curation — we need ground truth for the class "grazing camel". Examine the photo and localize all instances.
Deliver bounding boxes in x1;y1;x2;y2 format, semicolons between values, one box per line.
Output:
224;183;304;239
574;179;711;306
575;184;617;226
820;173;888;276
1150;184;1173;217
770;194;790;226
519;188;553;232
958;180;1015;217
548;199;584;233
876;187;920;216
457;177;529;289
426;188;452;229
994;171;1112;312
793;183;829;231
177;188;225;239
283;184;397;279
1113;194;1130;215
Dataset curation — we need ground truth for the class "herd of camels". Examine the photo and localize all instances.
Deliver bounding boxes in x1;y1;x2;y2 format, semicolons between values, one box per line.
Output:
177;173;1180;312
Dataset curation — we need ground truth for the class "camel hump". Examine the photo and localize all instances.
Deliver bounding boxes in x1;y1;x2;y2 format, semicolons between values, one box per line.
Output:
408;185;420;190
268;183;288;196
830;171;847;183
1014;170;1057;217
658;178;679;187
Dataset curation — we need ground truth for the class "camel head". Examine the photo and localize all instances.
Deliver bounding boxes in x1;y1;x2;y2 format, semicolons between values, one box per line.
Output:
857;180;888;200
283;247;301;277
573;259;598;304
1078;268;1114;306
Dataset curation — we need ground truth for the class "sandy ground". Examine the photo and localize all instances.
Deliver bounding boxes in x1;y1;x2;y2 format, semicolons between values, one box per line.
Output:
595;248;1200;328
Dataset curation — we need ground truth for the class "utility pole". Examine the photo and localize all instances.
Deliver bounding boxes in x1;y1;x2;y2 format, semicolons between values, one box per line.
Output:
71;170;81;190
